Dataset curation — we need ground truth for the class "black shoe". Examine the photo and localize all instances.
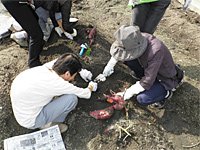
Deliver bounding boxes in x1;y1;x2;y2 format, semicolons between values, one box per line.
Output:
153;99;166;109
165;90;173;100
130;71;140;80
0;30;12;40
153;91;173;109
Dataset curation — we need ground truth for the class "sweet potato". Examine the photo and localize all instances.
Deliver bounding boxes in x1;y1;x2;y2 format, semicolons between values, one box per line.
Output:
90;106;114;119
113;103;125;111
86;27;96;45
103;90;125;105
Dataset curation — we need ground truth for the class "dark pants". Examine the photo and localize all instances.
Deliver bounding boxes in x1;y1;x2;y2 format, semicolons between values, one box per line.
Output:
131;0;171;34
124;59;167;105
1;0;44;68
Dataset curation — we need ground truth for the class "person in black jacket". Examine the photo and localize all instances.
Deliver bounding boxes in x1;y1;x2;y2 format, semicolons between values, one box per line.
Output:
1;0;76;68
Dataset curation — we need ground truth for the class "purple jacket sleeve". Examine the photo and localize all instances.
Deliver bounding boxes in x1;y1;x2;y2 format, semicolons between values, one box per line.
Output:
139;33;178;91
140;50;164;90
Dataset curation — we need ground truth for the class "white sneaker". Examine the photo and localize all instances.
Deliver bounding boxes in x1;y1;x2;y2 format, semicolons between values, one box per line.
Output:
71;28;77;37
64;32;73;40
153;91;173;109
64;28;77;40
69;18;78;23
55;27;63;37
10;33;28;47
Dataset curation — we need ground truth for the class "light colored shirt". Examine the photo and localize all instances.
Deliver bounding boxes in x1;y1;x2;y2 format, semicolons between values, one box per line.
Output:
10;59;91;128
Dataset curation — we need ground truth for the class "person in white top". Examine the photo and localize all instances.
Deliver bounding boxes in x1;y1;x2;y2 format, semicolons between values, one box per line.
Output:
10;53;97;133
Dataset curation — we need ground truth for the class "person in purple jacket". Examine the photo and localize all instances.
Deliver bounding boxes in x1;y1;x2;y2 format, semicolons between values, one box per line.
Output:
98;25;184;108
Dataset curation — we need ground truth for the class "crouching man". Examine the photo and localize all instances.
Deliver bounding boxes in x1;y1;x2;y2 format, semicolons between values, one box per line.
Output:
98;25;184;108
10;53;97;133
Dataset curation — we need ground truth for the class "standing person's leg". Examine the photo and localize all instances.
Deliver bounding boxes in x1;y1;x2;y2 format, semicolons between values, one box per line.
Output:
136;80;167;105
35;7;48;31
143;0;171;34
131;3;151;33
36;7;53;42
49;11;59;28
124;59;144;78
1;0;44;68
30;94;78;129
55;12;64;31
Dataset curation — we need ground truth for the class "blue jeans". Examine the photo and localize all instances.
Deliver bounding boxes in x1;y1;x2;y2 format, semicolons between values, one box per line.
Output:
137;80;167;105
35;7;49;30
29;94;78;129
55;12;62;21
124;59;167;105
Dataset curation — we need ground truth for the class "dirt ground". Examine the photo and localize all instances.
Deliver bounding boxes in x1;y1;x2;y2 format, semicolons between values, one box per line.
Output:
0;0;200;149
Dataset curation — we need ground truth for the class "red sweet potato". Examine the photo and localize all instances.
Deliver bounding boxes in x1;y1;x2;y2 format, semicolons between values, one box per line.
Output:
86;28;96;45
90;106;114;119
113;103;125;111
103;90;125;105
90;38;95;45
90;28;96;38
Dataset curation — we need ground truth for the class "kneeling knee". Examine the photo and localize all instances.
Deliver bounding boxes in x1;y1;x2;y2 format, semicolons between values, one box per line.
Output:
67;94;78;106
136;94;152;105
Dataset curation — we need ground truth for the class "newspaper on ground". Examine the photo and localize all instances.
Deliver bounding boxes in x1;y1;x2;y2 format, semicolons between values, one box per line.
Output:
4;125;66;150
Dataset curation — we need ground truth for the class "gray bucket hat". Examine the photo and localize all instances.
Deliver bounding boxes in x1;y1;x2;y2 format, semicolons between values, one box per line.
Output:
110;25;148;61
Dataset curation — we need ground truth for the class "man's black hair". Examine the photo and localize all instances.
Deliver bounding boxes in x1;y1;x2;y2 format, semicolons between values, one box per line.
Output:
52;53;82;76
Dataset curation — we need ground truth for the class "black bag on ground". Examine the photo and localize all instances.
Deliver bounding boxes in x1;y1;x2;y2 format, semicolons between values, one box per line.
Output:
173;64;184;87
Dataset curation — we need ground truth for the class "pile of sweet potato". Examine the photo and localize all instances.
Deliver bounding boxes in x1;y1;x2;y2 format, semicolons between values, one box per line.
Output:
90;90;126;119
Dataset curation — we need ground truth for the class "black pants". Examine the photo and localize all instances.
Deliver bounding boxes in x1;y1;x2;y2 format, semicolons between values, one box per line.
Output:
131;0;171;34
1;0;44;68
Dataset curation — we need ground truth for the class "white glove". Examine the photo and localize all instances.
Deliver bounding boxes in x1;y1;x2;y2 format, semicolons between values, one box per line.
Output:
116;90;126;97
79;69;93;82
55;27;63;37
88;81;98;92
94;73;106;82
103;57;118;77
117;81;145;100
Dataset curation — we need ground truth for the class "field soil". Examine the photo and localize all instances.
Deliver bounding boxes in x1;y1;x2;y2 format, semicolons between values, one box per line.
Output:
0;0;200;149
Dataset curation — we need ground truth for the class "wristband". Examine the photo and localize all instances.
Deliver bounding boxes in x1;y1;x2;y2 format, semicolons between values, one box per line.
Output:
88;85;93;91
